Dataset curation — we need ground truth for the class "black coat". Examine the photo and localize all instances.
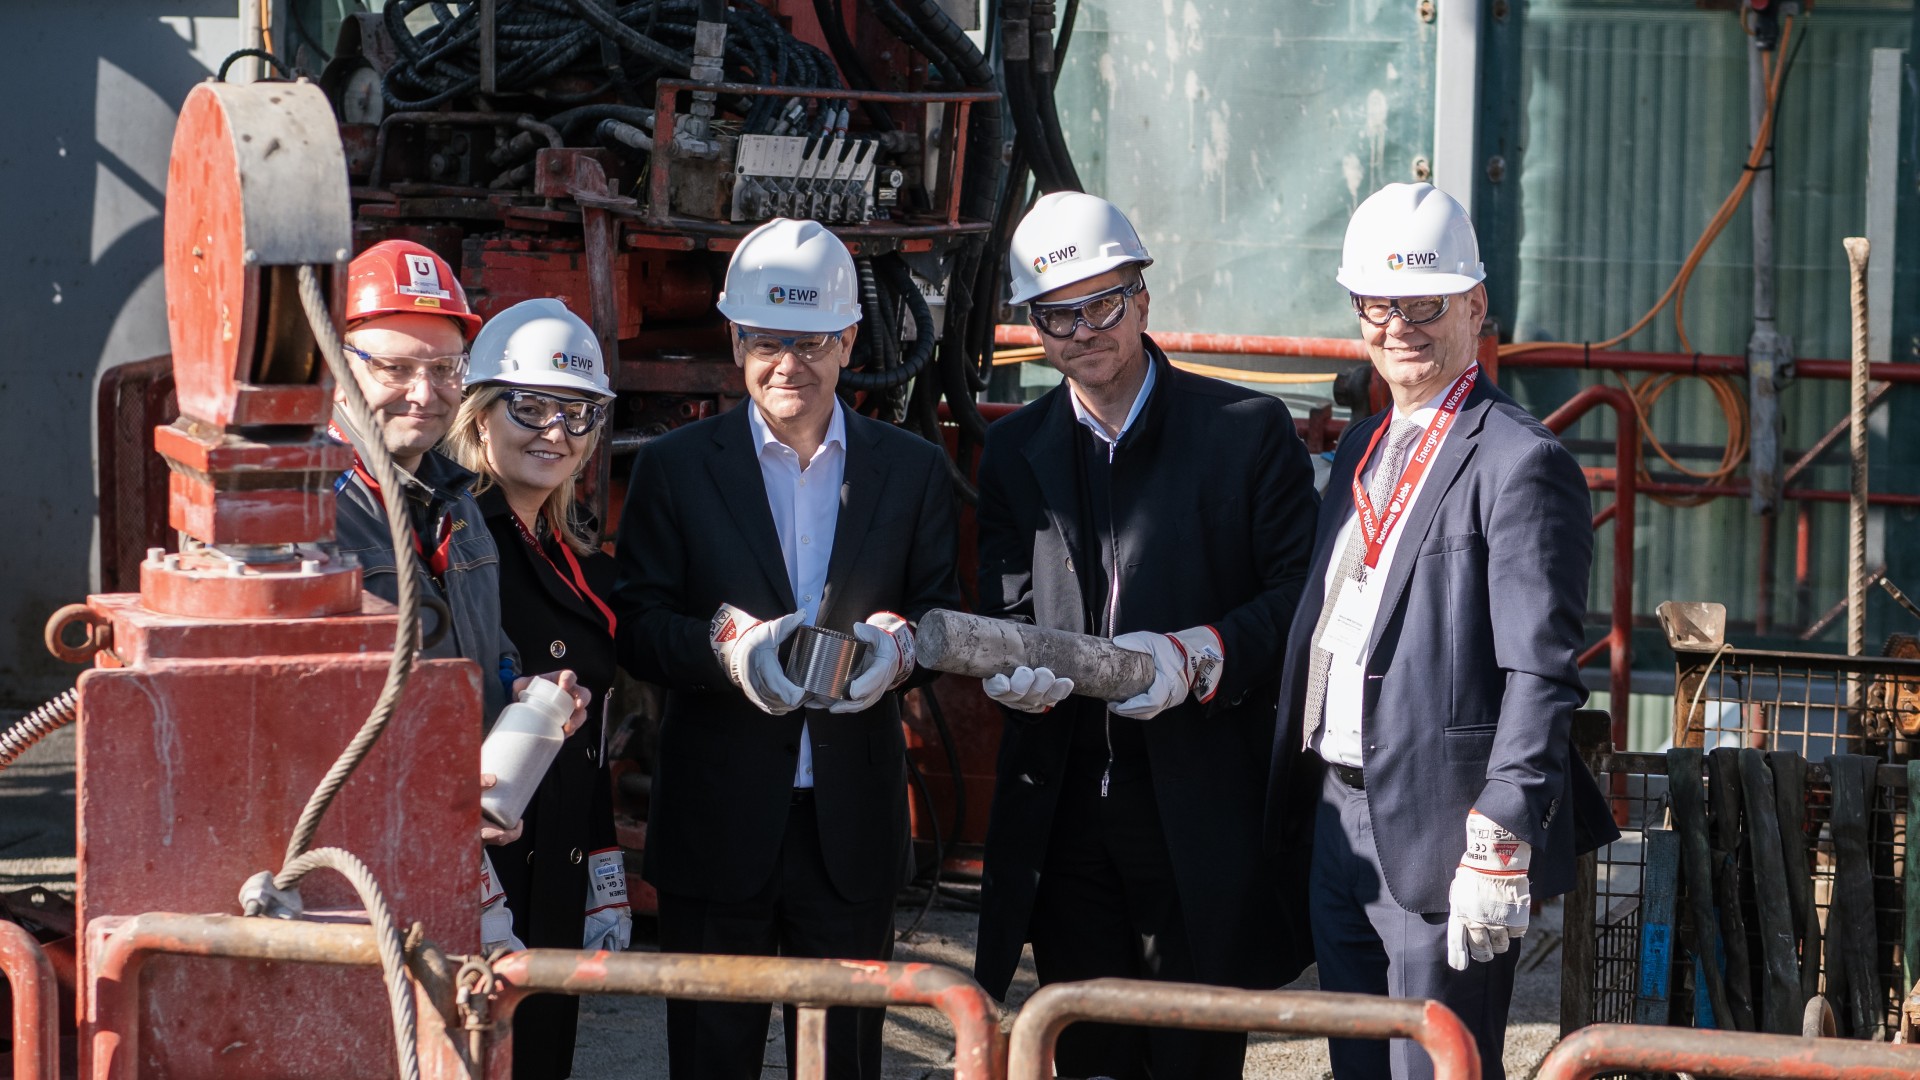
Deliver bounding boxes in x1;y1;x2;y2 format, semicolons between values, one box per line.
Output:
612;403;962;905
478;486;619;1080
972;341;1320;999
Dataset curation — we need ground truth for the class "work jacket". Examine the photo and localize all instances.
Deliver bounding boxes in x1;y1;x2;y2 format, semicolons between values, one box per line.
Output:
331;411;516;722
972;339;1321;998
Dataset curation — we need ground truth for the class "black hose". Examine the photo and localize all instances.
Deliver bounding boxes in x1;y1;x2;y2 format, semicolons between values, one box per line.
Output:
808;0;897;131
920;683;966;858
898;746;944;940
1029;1;1082;191
841;258;938;392
561;0;694;74
1053;0;1078;79
217;47;293;82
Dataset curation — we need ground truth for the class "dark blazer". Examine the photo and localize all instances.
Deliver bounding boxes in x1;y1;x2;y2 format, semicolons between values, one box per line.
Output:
1267;377;1619;915
973;341;1320;999
612;403;961;905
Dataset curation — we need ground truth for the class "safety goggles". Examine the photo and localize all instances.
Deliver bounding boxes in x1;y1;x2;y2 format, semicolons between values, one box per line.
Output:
345;344;469;391
500;389;607;437
1028;280;1144;339
735;329;845;363
1351;294;1450;327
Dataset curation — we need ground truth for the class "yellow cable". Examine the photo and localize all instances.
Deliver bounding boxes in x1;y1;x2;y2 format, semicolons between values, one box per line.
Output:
991;349;1338;385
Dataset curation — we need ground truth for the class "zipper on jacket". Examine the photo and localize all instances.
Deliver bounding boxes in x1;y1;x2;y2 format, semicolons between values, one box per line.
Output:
1101;437;1120;798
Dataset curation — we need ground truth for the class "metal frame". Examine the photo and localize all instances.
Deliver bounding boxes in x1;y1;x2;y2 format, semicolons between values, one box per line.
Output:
1005;980;1480;1080
1536;1023;1920;1080
0;920;57;1080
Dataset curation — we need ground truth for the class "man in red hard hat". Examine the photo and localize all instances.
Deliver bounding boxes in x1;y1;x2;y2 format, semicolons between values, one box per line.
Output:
329;241;588;865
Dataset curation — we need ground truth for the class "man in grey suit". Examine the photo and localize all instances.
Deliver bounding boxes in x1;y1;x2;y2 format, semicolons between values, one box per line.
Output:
1269;184;1617;1080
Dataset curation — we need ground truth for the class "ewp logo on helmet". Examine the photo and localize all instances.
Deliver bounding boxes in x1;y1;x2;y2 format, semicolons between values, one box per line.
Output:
1387;251;1440;271
1032;256;1048;274
768;284;820;308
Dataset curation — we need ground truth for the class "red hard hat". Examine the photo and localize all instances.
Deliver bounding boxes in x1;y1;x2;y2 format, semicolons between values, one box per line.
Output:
345;240;484;339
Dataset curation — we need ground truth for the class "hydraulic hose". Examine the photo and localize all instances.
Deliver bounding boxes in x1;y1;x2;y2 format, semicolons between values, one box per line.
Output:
842;258;938;391
808;0;897;131
1027;0;1082;191
0;689;78;773
560;0;695;75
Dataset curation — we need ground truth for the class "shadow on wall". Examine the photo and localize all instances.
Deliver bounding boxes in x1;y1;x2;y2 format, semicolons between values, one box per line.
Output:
0;4;238;705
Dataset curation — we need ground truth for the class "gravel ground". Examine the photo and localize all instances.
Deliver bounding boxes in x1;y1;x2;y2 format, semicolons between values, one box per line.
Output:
3;718;1570;1078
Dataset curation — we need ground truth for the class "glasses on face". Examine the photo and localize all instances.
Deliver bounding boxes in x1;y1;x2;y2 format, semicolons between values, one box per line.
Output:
1352;294;1450;327
345;344;470;390
736;330;845;363
500;389;607;437
1029;280;1145;339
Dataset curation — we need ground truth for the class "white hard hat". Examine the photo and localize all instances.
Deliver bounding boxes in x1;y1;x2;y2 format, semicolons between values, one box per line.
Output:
1336;183;1485;297
1007;191;1153;305
716;218;861;332
466;298;613;400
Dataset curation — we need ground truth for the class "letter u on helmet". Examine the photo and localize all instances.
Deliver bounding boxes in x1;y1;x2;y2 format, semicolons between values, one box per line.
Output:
1006;191;1153;305
1336;183;1485;298
716;218;862;333
466;298;612;399
345;240;484;339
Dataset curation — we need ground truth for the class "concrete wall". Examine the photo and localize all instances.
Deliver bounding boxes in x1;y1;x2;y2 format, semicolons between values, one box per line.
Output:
0;4;238;705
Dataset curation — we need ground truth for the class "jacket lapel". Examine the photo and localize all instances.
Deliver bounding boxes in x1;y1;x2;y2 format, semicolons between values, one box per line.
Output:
1363;384;1494;657
818;412;884;632
707;406;799;612
1020;386;1089;629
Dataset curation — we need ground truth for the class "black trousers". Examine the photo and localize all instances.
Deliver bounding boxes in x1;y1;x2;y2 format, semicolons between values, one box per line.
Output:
1028;771;1248;1080
656;793;896;1080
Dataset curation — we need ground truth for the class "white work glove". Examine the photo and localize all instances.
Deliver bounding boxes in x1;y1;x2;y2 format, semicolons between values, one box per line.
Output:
480;852;525;955
983;666;1074;714
709;603;808;715
1109;626;1225;720
829;612;918;714
582;847;633;952
1446;809;1532;971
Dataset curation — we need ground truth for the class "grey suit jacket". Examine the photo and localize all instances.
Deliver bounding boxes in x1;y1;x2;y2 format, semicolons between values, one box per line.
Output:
1268;377;1618;914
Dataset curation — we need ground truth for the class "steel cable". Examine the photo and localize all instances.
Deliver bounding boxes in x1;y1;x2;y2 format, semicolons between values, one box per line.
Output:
0;689;78;772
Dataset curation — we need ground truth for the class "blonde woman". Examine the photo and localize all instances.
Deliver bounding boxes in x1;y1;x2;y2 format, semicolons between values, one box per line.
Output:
446;298;622;1080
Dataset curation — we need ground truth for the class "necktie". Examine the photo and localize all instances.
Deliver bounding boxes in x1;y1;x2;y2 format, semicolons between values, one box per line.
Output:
1301;418;1423;750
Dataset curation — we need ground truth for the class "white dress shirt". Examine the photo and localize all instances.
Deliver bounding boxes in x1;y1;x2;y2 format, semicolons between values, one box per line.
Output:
1067;358;1156;447
1312;369;1472;768
747;399;847;788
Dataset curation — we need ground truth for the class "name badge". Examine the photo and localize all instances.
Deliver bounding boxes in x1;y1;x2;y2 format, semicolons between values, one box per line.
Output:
1317;586;1371;667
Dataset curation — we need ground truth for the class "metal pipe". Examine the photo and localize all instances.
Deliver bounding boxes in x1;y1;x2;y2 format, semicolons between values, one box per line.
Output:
1005;981;1479;1080
487;952;1005;1080
1535;1023;1920;1080
1844;238;1871;674
1574;475;1920;509
1747;33;1789;515
1542;386;1636;751
795;1006;828;1080
995;324;1368;359
0;920;57;1080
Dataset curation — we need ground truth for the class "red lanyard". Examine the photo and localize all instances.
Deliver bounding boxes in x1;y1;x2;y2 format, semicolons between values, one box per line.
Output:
1349;366;1478;571
510;511;618;638
329;424;454;577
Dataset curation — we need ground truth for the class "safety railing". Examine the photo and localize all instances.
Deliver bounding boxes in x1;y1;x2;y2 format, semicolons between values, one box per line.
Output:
78;913;1003;1080
1535;1022;1920;1080
0;920;57;1080
1004;979;1480;1080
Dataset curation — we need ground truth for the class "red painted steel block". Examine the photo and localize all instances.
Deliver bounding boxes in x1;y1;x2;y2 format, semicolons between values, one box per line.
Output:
73;596;481;1079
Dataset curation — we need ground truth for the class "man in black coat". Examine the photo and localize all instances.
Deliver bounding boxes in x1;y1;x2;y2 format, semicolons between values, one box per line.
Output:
973;192;1320;1080
613;218;960;1080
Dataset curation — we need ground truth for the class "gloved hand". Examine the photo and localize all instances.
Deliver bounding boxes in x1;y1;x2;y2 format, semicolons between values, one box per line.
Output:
983;666;1074;714
1446;809;1532;971
829;612;918;714
480;853;525;954
1109;626;1225;720
709;603;807;715
582;847;633;952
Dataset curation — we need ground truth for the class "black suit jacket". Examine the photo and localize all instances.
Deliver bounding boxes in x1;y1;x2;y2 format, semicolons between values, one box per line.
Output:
972;341;1320;998
613;403;961;905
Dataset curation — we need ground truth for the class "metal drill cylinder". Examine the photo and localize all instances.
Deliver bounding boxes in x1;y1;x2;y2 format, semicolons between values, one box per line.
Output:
785;626;867;701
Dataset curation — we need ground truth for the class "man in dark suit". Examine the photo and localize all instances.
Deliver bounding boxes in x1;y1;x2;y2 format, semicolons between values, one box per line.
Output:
612;217;959;1080
1269;183;1619;1080
973;191;1320;1080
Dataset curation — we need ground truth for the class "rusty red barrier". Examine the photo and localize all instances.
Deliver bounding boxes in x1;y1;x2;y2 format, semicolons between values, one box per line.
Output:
1536;1023;1920;1080
487;951;1004;1080
0;920;58;1080
1005;980;1480;1080
995;324;1369;360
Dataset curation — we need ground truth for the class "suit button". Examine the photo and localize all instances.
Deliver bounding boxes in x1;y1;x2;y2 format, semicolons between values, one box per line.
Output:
570;848;584;864
550;640;567;658
525;850;536;865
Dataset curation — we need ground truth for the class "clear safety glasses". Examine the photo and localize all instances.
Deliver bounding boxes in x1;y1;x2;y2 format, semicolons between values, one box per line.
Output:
735;329;845;363
501;389;607;437
345;344;469;391
1351;294;1450;327
1028;280;1144;339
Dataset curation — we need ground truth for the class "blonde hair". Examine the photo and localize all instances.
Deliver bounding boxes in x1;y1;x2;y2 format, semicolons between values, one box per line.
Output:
445;384;603;555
